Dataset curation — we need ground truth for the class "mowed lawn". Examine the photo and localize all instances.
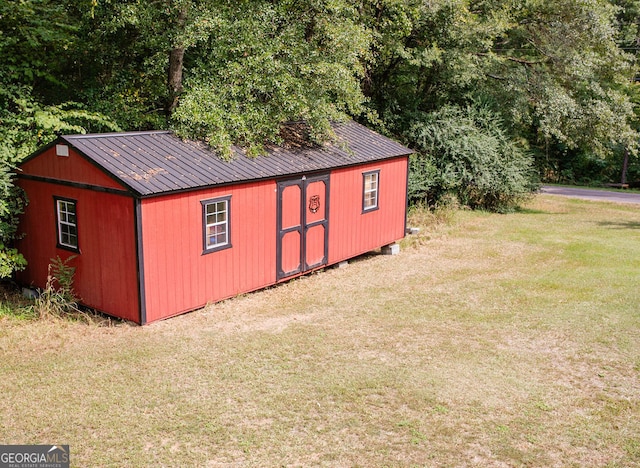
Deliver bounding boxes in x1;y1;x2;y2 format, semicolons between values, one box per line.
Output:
1;195;639;467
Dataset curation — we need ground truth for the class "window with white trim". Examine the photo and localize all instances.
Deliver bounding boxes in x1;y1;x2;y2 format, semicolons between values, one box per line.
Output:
55;197;79;251
202;196;231;253
362;170;379;212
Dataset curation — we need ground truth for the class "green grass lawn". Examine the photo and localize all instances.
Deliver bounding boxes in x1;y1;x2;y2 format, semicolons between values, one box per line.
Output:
1;195;639;467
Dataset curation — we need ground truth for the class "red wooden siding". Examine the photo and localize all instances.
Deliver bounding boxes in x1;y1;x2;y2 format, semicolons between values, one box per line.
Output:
15;180;140;322
20;146;126;191
140;180;277;323
328;157;408;264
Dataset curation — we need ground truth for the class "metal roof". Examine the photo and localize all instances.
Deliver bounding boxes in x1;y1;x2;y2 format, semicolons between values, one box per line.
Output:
58;121;412;197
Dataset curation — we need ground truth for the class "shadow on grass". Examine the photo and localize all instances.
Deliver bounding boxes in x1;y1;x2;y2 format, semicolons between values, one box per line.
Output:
513;205;571;215
514;207;548;215
597;221;640;230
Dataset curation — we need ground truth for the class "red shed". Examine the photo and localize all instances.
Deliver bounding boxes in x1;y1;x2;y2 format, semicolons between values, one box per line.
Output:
15;121;411;324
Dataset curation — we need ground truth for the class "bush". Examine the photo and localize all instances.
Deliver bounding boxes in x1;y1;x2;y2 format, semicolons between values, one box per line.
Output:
0;161;28;278
407;153;439;206
406;104;539;212
32;256;82;320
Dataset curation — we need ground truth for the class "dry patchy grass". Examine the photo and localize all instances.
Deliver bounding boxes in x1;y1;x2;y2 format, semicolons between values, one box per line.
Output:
1;195;639;467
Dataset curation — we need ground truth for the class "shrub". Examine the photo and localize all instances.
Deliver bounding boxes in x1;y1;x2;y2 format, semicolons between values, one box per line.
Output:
406;104;539;212
0;163;28;278
32;256;81;320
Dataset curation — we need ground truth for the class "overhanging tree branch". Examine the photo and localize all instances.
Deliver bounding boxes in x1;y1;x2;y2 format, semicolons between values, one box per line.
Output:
475;52;544;66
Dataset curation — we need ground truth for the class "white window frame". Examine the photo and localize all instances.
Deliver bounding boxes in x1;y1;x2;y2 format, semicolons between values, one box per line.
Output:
201;196;231;254
362;170;380;212
55;197;79;251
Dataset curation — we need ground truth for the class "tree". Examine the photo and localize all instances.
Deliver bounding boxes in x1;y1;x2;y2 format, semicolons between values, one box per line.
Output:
361;0;639;192
69;0;372;155
478;0;638;161
0;0;118;277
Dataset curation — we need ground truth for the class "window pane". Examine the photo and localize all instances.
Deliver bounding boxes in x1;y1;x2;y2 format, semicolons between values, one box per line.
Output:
365;173;377;191
364;177;372;191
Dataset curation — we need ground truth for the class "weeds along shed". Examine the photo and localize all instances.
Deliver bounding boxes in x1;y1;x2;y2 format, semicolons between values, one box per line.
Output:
16;121;412;324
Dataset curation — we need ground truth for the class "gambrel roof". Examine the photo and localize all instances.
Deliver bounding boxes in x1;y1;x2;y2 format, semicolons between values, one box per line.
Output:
31;121;411;197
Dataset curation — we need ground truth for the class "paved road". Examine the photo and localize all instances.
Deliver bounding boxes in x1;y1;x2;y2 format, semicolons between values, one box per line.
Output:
540;186;640;205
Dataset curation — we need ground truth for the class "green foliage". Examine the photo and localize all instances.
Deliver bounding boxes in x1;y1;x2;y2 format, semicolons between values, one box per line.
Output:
73;0;371;155
0;89;118;279
32;256;81;319
407;104;538;211
0;179;28;279
0;0;120;278
364;0;639;188
480;0;639;160
0;284;38;321
407;153;439;206
170;1;370;155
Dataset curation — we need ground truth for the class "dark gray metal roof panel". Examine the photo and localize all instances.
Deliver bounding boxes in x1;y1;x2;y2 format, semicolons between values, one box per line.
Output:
60;121;412;197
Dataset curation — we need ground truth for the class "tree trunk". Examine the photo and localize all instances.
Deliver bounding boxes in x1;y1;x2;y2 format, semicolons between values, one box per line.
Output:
167;7;187;116
167;46;185;114
621;147;629;185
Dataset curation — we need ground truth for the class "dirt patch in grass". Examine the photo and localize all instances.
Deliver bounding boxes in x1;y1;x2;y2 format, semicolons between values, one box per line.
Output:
1;195;640;466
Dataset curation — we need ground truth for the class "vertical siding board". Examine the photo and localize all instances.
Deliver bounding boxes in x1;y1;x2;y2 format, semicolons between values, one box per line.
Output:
160;200;169;317
145;200;157;321
256;185;264;286
140;200;154;319
180;195;190;307
173;199;183;315
180;195;190;311
190;193;205;307
158;199;171;320
233;185;242;296
251;185;258;286
245;185;256;287
262;186;268;282
141;198;164;322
